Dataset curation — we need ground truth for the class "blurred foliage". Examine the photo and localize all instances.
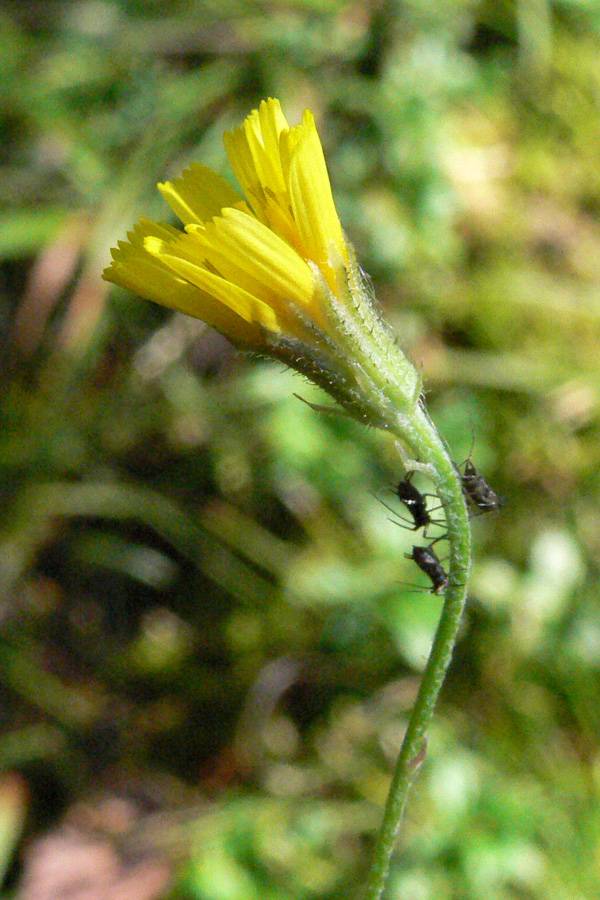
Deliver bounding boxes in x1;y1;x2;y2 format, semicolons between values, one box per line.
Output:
1;0;600;898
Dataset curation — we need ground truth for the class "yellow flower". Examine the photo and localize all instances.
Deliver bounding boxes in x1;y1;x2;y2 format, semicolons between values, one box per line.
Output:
104;98;349;349
104;105;473;888
104;98;420;424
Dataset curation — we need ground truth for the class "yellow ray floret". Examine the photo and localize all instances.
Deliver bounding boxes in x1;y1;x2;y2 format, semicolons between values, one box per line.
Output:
158;163;244;226
107;220;278;345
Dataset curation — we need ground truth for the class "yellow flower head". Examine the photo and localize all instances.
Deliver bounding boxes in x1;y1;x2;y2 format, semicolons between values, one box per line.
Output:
104;99;419;423
104;99;349;347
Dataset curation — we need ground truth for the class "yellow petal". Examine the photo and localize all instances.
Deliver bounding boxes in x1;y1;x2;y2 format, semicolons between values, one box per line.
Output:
104;219;189;303
286;110;347;269
224;98;290;223
144;236;282;334
185;208;314;309
103;221;265;345
223;127;265;224
245;99;289;198
158;163;243;226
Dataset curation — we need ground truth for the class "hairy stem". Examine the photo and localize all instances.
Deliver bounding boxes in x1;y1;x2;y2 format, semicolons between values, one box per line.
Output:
364;404;471;900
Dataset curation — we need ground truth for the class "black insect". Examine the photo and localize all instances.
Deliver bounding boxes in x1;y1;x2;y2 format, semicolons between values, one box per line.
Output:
395;475;434;532
406;543;449;595
374;475;441;534
461;459;504;513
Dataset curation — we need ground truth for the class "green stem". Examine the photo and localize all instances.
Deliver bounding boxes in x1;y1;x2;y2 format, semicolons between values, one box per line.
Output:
280;249;471;898
364;405;471;900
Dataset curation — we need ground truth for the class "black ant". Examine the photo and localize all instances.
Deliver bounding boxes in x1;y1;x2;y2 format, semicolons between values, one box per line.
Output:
405;541;449;595
461;459;504;513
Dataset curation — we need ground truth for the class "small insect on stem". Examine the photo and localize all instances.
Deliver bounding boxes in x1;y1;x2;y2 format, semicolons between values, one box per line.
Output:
390;473;444;535
461;459;504;513
396;476;433;531
373;475;443;536
406;543;449;595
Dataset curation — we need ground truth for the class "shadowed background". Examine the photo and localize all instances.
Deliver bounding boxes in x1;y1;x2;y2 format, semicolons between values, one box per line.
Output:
1;1;600;898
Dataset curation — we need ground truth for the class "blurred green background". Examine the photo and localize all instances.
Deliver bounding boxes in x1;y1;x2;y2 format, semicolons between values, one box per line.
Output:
1;1;600;898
